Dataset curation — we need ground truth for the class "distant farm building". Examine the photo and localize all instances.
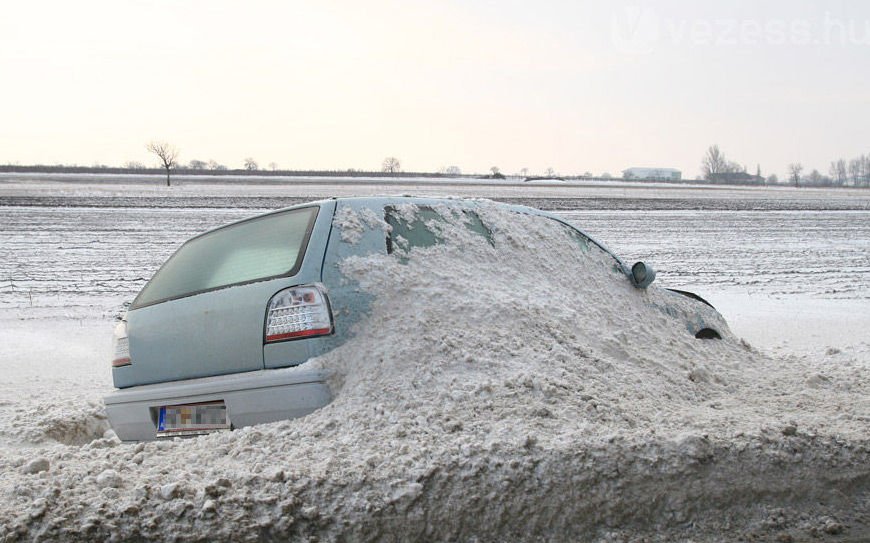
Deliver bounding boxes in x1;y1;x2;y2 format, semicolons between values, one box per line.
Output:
622;167;681;181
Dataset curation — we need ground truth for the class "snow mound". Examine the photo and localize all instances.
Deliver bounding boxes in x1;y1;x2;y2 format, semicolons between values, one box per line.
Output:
320;202;746;438
2;399;110;446
0;202;867;542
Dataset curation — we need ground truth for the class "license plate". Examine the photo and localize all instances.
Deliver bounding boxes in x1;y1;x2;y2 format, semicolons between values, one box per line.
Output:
157;401;230;437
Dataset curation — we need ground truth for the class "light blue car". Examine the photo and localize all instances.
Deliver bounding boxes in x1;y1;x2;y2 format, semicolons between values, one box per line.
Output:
104;197;726;441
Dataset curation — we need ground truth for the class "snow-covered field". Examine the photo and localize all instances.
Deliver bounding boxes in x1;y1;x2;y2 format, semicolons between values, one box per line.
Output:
0;179;868;541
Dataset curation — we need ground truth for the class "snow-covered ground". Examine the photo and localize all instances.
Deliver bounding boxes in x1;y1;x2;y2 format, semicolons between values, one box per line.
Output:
0;179;867;541
1;175;868;208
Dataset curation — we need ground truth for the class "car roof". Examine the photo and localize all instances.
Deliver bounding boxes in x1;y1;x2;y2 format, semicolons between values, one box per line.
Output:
183;196;626;271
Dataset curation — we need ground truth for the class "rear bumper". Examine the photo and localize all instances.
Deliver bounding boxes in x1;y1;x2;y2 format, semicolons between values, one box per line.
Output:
104;366;331;442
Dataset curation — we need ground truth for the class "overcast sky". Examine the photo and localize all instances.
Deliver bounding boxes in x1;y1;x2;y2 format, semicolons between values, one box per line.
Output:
1;0;868;177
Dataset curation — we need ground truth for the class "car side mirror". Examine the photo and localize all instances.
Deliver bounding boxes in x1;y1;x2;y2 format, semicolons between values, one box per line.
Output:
630;261;656;289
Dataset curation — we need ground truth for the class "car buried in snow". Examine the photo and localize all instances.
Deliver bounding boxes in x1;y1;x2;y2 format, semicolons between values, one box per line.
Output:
104;197;727;441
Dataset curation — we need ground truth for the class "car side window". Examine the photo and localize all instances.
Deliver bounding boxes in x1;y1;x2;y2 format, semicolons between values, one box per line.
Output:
385;205;492;254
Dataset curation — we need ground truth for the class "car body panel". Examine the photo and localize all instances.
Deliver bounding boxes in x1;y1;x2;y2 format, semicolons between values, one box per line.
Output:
658;289;728;337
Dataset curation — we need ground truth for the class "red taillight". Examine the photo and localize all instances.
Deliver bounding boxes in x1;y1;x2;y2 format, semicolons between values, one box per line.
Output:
265;284;333;343
111;321;131;368
265;327;333;342
112;356;131;368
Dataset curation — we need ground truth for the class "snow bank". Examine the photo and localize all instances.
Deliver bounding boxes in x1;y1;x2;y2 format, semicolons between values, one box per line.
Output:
0;321;112;448
0;203;867;542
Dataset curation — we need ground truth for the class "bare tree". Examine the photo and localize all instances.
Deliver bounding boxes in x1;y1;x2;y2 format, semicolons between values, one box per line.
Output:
382;157;401;173
188;159;207;170
207;159;226;170
836;158;847;185
848;158;861;186
766;173;778;184
268;162;279;171
830;159;847;186
146;141;179;186
861;154;870;187
788;163;803;187
442;165;461;176
123;160;146;170
243;158;259;171
490;166;500;175
519;167;529;177
545;167;556;177
807;169;827;186
701;144;728;180
844;154;870;186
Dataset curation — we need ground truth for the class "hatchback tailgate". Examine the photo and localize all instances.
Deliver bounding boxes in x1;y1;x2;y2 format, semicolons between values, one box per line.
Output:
113;203;334;388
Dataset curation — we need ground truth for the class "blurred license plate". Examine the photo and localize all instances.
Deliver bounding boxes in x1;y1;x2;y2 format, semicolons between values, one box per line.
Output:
157;401;229;437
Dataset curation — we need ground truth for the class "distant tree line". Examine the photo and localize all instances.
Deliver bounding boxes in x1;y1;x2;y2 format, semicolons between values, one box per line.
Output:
782;153;870;188
3;143;868;188
827;154;870;187
0;163;466;179
701;145;870;187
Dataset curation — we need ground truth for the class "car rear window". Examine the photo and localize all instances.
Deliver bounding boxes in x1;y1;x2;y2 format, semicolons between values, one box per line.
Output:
132;207;318;308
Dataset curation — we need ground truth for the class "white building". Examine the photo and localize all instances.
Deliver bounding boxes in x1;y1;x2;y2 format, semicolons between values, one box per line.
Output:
622;167;681;181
